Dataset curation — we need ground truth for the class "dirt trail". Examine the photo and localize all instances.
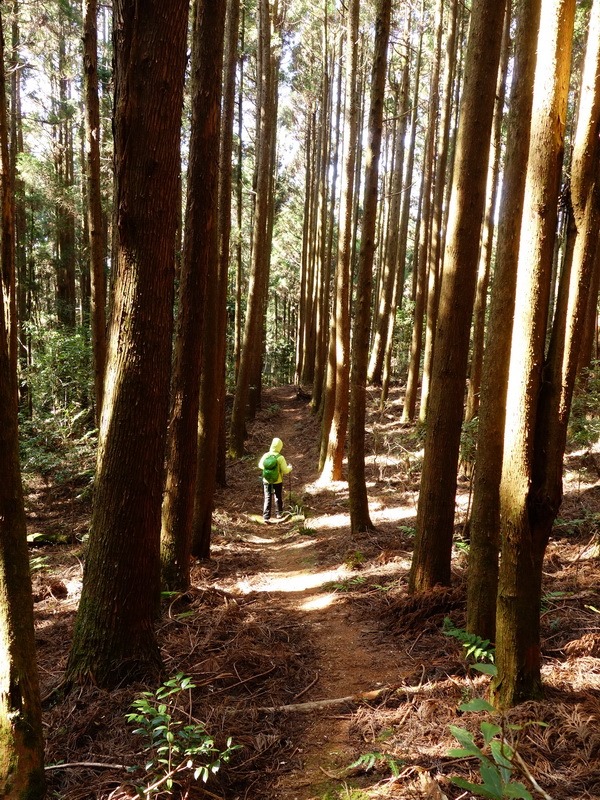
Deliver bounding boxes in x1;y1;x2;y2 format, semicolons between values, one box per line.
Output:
232;386;410;799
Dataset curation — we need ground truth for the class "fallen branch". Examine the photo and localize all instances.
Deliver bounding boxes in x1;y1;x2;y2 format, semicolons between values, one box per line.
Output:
514;751;554;800
254;677;459;713
257;686;393;713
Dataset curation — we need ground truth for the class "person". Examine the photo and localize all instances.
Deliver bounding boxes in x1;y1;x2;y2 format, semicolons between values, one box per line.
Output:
258;437;292;522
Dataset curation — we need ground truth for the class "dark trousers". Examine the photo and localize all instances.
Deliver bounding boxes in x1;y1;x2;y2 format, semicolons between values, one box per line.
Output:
263;481;283;519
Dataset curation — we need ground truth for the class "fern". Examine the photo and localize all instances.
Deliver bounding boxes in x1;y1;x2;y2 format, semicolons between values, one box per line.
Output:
443;617;495;664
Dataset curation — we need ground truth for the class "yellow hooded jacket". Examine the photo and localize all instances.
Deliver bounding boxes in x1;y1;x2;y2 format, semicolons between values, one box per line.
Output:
258;437;292;484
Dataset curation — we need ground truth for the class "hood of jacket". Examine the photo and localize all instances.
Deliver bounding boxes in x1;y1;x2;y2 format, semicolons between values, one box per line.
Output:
270;437;284;453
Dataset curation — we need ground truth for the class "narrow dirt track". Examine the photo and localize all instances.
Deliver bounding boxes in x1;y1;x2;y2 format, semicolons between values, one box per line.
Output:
223;386;413;799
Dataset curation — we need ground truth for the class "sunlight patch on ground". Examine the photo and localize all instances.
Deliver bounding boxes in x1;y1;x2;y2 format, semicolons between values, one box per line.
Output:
300;593;338;611
283;538;318;551
308;512;351;530
369;502;416;525
235;565;354;595
304;479;348;495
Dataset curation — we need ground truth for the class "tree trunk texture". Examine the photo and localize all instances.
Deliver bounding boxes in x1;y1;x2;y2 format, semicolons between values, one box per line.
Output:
0;8;45;796
229;0;277;456
578;241;600;373
320;0;359;482
296;108;313;385
192;0;240;559
368;57;408;386
234;6;245;383
464;4;511;426
467;0;541;640
409;0;507;592
416;0;445;424
493;0;577;708
83;0;107;425
381;14;422;404
55;17;77;328
348;0;391;533
161;0;226;586
0;9;17;407
401;0;442;424
313;34;342;415
11;3;29;413
65;0;189;687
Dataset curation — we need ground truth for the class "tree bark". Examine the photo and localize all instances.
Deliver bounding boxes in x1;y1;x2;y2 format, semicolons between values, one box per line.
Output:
416;0;446;424
229;0;277;457
465;4;511;425
381;14;422;404
401;0;442;424
467;0;541;640
494;0;591;708
409;0;507;592
192;0;239;559
65;0;189;687
0;9;45;796
160;0;226;587
320;0;359;482
83;0;107;424
348;0;391;532
368;53;408;386
0;6;16;406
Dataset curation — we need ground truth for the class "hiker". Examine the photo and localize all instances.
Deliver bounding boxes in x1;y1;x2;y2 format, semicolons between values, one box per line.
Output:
258;437;292;522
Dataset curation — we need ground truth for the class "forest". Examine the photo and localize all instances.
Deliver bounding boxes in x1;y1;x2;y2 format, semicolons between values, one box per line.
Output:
1;0;600;798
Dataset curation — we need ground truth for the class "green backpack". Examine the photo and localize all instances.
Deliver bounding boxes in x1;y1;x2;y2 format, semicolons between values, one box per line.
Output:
262;453;280;483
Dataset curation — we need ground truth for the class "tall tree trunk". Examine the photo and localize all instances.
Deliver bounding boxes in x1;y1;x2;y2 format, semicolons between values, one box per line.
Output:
467;0;541;640
55;15;77;328
578;241;600;372
381;14;422;403
368;49;408;386
415;0;445;424
229;0;277;456
192;0;240;559
464;4;511;425
234;5;245;381
161;0;226;587
296;108;313;385
0;6;45;791
83;0;107;424
11;1;28;412
65;0;189;687
0;5;16;405
401;0;443;424
409;0;507;592
494;0;590;709
419;0;460;422
320;0;359;482
313;33;342;415
348;0;391;532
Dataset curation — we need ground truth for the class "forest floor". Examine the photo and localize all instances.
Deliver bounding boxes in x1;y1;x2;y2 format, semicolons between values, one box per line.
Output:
32;384;600;799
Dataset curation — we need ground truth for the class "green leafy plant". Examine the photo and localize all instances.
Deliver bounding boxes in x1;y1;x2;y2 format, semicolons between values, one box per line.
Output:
126;673;239;797
328;576;366;592
344;550;365;569
347;750;404;777
569;364;600;449
29;555;49;572
448;698;547;800
443;617;495;664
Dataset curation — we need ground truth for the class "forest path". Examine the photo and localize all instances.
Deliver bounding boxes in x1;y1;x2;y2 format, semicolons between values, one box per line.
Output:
221;385;413;799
